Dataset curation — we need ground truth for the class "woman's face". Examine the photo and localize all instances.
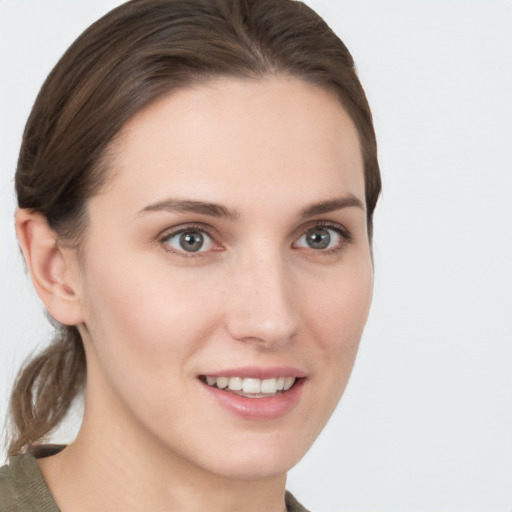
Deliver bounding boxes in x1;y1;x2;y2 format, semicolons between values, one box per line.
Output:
73;77;373;479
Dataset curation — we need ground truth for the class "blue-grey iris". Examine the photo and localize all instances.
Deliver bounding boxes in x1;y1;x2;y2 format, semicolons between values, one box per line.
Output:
306;228;330;249
179;231;204;252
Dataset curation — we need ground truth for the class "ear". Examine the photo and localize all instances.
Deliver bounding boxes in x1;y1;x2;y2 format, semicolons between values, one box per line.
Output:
15;208;85;326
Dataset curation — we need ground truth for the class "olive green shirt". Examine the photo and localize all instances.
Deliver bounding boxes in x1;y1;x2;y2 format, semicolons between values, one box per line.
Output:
0;451;310;512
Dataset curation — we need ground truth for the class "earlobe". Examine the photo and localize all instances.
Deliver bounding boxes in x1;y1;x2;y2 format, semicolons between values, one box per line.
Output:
15;208;85;326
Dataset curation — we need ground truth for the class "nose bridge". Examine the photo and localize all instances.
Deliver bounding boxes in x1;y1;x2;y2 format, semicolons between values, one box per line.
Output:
225;245;299;346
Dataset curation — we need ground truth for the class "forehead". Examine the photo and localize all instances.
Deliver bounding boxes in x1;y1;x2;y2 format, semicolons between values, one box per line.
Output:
100;76;365;213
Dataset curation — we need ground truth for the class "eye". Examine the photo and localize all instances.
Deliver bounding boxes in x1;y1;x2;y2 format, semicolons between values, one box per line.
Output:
294;225;346;251
162;228;214;253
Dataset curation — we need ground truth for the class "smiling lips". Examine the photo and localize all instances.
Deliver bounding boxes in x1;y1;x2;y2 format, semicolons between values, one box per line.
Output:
204;376;296;398
199;368;306;419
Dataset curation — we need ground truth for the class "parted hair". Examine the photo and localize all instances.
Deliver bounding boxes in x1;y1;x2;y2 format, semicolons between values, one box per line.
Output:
9;0;381;456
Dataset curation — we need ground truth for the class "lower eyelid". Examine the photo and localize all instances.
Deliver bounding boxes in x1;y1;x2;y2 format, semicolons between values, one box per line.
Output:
294;224;351;248
159;226;218;254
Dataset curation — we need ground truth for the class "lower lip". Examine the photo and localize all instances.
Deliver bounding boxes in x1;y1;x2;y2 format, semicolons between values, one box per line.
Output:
199;379;305;420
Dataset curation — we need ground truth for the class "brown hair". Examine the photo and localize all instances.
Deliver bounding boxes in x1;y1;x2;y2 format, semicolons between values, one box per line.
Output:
8;0;381;456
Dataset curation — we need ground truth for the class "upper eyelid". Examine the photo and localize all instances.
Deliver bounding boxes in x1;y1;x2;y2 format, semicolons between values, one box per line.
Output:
158;219;348;236
159;222;217;240
291;220;351;240
158;224;220;256
156;223;220;259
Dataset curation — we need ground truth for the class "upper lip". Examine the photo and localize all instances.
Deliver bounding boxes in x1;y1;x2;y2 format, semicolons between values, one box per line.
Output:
199;366;306;380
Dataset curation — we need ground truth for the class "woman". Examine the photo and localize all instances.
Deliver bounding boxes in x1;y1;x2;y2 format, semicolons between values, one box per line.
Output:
0;0;380;510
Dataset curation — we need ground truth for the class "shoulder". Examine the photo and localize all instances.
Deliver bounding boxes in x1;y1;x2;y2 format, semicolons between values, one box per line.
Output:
285;490;312;512
0;453;59;512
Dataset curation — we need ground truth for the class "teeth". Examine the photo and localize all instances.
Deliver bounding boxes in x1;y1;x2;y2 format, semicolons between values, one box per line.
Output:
243;378;261;394
217;376;229;389
283;377;295;391
261;378;277;394
204;376;297;395
228;377;243;391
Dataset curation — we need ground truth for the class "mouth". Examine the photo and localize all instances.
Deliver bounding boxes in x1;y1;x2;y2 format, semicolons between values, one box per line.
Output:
198;367;306;419
199;375;298;398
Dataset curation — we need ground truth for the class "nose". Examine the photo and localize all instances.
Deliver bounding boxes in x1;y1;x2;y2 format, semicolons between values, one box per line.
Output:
224;251;299;347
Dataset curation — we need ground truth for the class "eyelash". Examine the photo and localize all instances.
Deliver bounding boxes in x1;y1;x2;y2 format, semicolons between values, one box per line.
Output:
159;223;219;259
158;221;352;259
293;222;353;256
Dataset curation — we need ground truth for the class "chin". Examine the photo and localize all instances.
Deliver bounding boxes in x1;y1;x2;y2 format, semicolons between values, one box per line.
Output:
202;447;306;481
182;426;317;481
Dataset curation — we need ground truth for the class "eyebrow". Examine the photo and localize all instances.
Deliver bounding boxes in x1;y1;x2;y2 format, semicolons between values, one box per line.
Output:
139;199;240;220
138;194;364;220
299;195;365;218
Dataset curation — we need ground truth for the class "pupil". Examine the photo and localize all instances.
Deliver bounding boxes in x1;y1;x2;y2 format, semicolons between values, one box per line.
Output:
179;231;204;252
306;228;330;249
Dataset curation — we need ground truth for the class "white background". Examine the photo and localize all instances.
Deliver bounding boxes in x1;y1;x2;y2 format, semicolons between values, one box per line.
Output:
1;1;511;511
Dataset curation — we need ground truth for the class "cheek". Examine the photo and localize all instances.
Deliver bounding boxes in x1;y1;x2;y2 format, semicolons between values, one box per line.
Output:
299;256;373;407
288;258;373;447
79;252;221;378
78;257;225;434
302;259;373;353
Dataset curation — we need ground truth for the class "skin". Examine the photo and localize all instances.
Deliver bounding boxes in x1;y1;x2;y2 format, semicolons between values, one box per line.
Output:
18;76;373;512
